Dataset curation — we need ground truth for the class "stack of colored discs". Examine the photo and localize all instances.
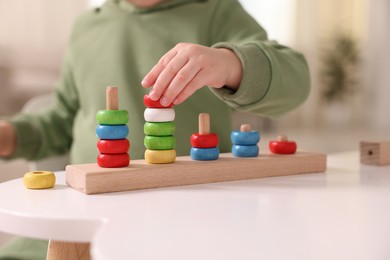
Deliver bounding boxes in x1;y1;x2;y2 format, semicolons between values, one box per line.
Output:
96;87;130;168
190;113;219;161
143;95;176;164
231;124;260;157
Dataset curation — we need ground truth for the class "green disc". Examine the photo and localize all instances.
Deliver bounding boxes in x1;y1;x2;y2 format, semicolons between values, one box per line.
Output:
144;122;175;136
144;135;175;150
96;110;129;125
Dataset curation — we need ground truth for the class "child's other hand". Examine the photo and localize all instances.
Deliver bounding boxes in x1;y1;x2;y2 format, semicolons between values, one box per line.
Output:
141;43;242;106
0;121;16;157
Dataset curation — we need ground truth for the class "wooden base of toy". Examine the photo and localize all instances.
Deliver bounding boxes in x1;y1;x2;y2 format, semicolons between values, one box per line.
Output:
66;152;326;195
46;240;90;260
360;141;390;166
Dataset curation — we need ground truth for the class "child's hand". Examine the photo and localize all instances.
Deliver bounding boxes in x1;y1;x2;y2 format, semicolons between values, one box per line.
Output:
141;43;242;106
0;121;16;157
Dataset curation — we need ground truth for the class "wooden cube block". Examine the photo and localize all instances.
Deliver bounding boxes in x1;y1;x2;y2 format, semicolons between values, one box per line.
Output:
360;141;390;166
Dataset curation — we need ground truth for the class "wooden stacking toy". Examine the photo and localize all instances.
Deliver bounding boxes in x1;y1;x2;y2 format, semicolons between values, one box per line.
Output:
190;113;219;160
269;135;297;154
96;86;130;167
143;94;176;164
231;124;260;157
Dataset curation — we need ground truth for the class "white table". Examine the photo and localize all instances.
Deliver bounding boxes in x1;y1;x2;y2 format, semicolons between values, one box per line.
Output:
0;151;390;260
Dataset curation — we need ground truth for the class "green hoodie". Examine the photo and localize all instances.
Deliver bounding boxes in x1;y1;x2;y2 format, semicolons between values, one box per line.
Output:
8;0;310;164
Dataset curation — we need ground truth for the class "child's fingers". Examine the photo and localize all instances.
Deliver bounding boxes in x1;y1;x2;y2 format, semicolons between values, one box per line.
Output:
141;48;178;88
160;61;201;106
173;70;205;105
149;54;188;101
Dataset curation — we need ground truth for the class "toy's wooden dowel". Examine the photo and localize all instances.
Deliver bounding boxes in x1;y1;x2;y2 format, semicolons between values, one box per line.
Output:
278;135;288;142
46;240;90;260
240;124;252;132
106;86;118;110
199;113;210;135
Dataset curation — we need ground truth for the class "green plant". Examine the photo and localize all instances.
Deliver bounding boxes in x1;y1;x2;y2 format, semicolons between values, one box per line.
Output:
320;33;360;103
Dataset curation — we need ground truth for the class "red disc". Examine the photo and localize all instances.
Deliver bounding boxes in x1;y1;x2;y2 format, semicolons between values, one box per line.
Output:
269;141;297;154
97;139;130;154
97;153;130;168
190;133;219;148
144;95;173;108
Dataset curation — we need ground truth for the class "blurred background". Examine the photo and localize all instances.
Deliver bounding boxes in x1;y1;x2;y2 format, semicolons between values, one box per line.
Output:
0;0;389;179
0;0;389;246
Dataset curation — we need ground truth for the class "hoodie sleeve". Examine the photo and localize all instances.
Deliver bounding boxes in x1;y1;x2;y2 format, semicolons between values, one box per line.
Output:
209;0;310;117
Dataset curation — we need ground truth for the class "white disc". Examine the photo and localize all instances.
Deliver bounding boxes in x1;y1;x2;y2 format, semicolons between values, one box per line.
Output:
144;108;175;122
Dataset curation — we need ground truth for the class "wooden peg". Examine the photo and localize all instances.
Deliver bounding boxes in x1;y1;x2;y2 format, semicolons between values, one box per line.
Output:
240;124;252;132
277;135;288;142
106;86;118;110
199;113;210;135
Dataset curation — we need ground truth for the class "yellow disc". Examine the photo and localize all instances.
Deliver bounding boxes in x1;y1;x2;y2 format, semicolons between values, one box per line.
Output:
23;171;56;189
144;149;176;164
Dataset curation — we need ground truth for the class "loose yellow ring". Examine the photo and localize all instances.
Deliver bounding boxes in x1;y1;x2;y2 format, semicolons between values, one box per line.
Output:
23;171;56;189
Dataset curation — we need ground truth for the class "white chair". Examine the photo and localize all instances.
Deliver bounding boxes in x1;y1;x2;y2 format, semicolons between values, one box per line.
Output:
22;93;70;171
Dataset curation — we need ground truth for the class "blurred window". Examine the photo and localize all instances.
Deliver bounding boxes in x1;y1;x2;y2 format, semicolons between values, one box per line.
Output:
239;0;296;44
89;0;105;7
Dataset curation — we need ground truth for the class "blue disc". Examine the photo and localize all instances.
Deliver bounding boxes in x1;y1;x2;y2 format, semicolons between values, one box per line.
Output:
232;145;259;157
230;131;260;146
190;147;219;161
96;124;129;140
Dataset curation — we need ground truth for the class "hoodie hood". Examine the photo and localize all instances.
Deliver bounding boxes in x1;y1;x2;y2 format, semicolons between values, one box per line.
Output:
106;0;206;14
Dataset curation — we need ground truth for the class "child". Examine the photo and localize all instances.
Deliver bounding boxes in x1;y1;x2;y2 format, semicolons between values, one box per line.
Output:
0;0;310;258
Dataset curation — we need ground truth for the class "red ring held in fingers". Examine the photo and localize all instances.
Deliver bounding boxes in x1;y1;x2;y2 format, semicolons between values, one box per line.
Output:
144;95;173;108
